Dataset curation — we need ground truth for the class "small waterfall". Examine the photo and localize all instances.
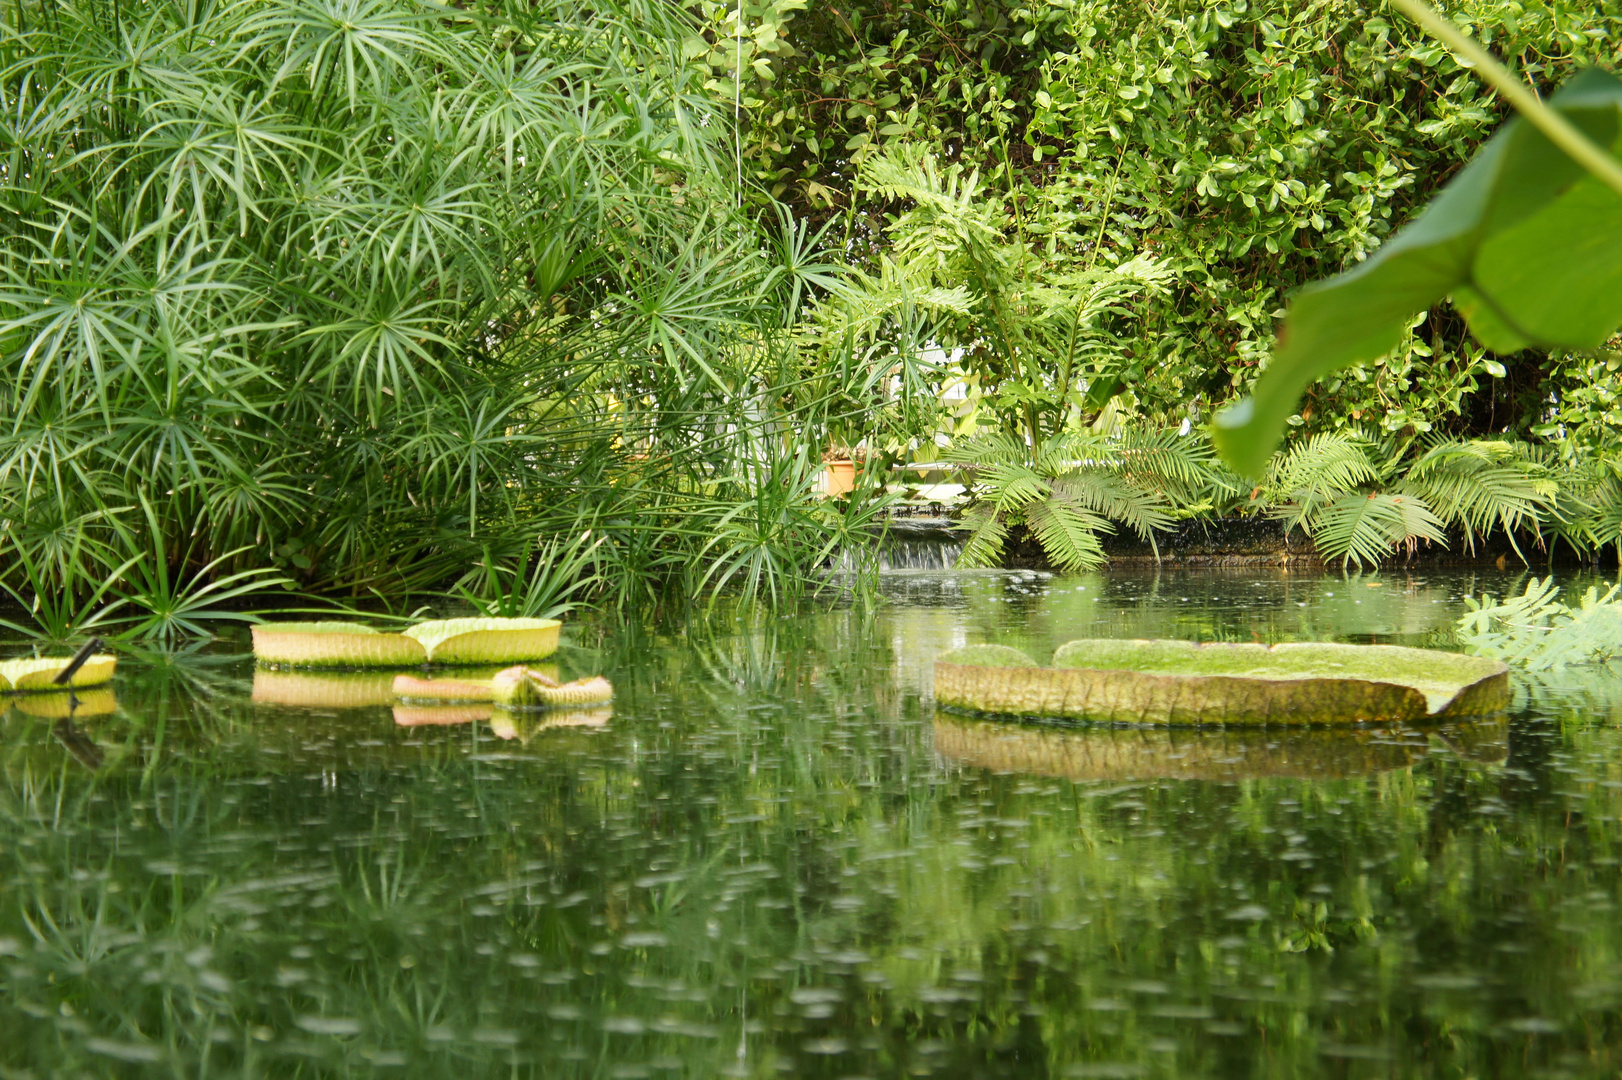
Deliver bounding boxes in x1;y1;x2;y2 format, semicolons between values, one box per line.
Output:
831;520;964;572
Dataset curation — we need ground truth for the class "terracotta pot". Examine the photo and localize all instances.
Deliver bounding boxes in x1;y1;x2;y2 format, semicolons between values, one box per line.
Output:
824;459;857;498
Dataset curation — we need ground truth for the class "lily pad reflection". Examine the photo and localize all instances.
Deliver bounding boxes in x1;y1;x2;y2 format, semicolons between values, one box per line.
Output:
933;711;1507;782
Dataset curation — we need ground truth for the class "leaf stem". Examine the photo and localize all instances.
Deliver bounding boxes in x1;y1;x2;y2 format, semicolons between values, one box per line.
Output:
1391;0;1622;199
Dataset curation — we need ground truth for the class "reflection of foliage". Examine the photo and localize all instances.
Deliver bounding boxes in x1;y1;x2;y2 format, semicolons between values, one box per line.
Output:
1458;576;1622;670
4;583;1622;1076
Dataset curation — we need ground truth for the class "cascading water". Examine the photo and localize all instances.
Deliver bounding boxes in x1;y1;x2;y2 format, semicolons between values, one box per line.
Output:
831;519;964;572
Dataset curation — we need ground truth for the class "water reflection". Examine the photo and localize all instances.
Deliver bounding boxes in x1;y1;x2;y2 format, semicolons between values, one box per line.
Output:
1;569;1621;1078
933;712;1508;781
393;703;492;726
252;669;397;708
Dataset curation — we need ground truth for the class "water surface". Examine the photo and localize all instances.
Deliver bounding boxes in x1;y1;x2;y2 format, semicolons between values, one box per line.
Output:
4;568;1622;1078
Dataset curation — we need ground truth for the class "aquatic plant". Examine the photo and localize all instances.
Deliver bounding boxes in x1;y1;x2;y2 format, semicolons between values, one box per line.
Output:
934;639;1509;725
251;617;561;667
0;655;117;692
0;0;871;625
1457;576;1622;670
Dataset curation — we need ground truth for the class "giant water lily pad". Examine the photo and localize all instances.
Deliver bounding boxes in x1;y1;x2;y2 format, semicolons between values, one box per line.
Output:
0;655;117;693
934;713;1506;782
253;617;561;668
402;618;560;664
251;623;426;667
934;639;1509;725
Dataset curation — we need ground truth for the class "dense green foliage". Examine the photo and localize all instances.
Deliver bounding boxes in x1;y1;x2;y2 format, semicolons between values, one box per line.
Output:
726;0;1622;440
6;0;1622;638
0;0;888;634
1214;65;1622;474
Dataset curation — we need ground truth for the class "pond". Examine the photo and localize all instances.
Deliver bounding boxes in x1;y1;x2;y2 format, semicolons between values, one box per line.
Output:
4;568;1622;1078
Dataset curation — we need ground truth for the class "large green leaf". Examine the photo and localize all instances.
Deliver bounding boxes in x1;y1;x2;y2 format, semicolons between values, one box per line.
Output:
1214;68;1622;476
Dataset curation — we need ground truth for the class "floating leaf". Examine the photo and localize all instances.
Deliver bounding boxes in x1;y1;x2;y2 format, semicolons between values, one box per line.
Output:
935;639;1509;724
0;655;117;692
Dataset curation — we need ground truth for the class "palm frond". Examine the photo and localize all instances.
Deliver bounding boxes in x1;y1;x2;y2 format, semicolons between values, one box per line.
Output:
1397;438;1558;556
1309;492;1445;570
953;503;1009;570
1025;494;1110;572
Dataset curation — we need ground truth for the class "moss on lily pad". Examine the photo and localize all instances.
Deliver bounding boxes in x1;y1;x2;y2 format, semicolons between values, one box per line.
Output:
934;639;1509;725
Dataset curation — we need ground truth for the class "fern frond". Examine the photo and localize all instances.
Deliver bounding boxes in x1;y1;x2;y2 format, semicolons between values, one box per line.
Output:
943;431;1027;467
1397;438;1558;555
954;503;1008;569
1309;492;1445;570
1051;471;1172;542
1025;495;1110;572
1268;431;1380;505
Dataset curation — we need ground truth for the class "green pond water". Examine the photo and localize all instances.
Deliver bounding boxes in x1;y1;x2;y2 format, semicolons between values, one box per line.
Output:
4;568;1622;1078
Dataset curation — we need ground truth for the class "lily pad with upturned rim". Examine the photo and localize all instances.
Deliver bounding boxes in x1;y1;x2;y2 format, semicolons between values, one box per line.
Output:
253;617;563;668
401;618;561;664
251;623;426;668
934;639;1509;726
0;655;118;693
393;666;612;708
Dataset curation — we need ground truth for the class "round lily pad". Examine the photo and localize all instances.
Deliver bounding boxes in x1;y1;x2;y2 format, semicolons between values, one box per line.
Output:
401;618;561;664
0;655;117;692
251;622;426;667
934;639;1509;725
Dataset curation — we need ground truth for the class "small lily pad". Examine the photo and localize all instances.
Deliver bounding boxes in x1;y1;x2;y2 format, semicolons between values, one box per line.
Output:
393;666;612;709
934;639;1509;725
392;704;492;727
